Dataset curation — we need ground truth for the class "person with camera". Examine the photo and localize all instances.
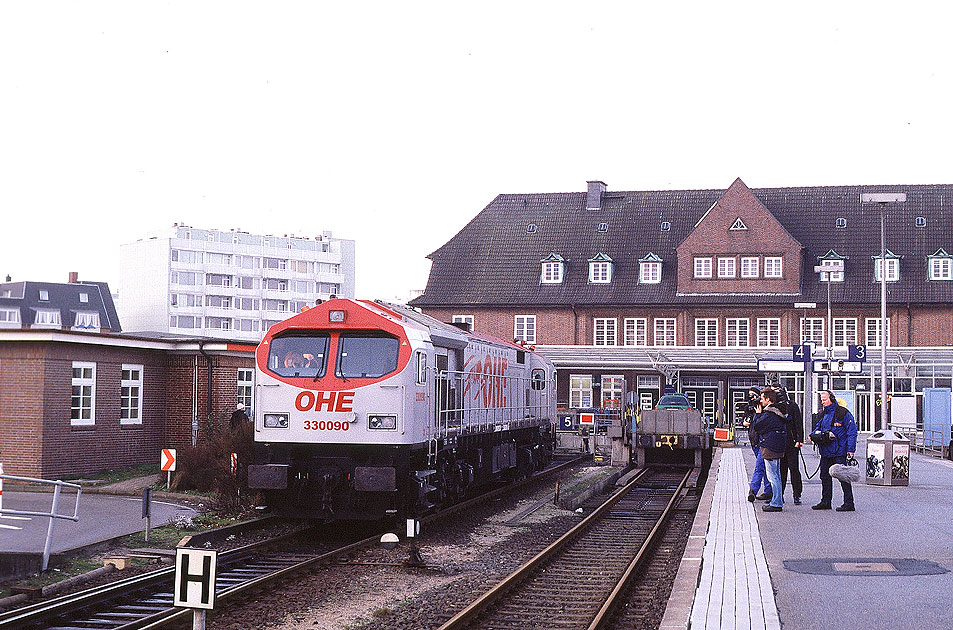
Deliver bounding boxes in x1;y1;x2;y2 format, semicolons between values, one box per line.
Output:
742;387;772;502
772;384;804;505
810;390;858;511
752;388;788;512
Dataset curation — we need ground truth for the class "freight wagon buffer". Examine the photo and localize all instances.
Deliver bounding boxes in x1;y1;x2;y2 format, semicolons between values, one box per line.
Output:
634;409;710;467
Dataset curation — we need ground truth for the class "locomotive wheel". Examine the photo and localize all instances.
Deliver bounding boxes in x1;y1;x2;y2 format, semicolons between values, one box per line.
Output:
436;453;460;505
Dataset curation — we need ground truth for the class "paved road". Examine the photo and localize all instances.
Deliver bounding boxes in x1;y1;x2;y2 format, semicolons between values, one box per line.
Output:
0;491;197;553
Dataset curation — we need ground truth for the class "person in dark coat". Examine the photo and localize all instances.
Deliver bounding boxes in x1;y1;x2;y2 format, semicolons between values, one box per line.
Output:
775;386;804;505
810;390;858;511
751;388;788;512
229;403;250;430
743;387;771;502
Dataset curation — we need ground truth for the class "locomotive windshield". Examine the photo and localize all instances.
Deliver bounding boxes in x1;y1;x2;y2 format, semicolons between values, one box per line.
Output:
336;333;400;379
268;334;330;378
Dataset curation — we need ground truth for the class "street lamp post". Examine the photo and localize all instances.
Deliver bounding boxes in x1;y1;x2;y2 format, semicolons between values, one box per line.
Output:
813;258;844;390
862;193;906;430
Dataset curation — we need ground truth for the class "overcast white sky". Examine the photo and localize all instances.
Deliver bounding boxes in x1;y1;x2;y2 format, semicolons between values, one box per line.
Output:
2;3;949;302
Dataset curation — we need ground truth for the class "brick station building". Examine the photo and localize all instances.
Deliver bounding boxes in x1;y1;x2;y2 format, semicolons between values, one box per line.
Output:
411;178;953;437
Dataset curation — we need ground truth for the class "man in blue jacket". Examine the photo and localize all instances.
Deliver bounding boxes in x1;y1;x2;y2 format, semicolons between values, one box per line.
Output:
752;388;789;512
810;390;859;511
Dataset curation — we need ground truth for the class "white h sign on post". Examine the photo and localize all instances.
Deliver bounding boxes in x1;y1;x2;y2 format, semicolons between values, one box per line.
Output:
174;548;217;609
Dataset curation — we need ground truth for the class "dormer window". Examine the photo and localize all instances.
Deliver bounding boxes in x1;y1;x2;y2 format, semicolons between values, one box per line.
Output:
588;253;613;283
835;217;847;229
818;250;846;282
73;311;101;330
660;221;671;231
526;224;538;233
597;222;609;233
540;253;565;284
873;250;900;282
79;293;89;303
928;248;952;280
639;253;662;284
916;217;927;228
39;290;49;301
32;308;61;327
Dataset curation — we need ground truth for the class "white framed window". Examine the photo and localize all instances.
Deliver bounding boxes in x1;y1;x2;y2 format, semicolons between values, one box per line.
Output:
237;319;260;332
71;362;96;426
171;249;202;264
539;262;563;284
601;375;624;408
39;290;49;301
237;255;260;269
570;375;593;408
833;318;858;347
206;252;232;265
654;318;676;346
237;368;255;413
452;315;474;330
120;364;143;424
820;269;845;282
693;257;713;278
930;257;952;280
594;318;617;346
717;257;736;278
170;315;201;329
206;316;232;330
764;257;783;278
739;257;758;278
0;308;21;327
79;293;89;303
171;271;199;286
866;318;891;347
800;318;825;345
757;318;781;347
33;309;61;327
624;318;647;346
514;315;536;344
73;311;101;330
695;318;718;346
589;262;612;283
640;262;661;283
874;258;899;282
726;318;749;347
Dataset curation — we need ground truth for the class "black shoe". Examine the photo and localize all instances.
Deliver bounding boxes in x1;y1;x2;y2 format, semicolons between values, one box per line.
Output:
812;503;831;510
836;504;855;512
747;490;756;502
793;497;802;505
756;493;772;501
762;505;782;512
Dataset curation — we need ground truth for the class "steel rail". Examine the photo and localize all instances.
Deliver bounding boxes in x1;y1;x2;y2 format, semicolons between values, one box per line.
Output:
437;467;690;630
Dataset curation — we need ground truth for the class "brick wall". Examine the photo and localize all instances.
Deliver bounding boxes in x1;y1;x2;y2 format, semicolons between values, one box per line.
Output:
0;343;47;477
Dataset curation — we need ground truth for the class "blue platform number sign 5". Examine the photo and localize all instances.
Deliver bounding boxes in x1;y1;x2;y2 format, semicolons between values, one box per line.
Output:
848;345;867;362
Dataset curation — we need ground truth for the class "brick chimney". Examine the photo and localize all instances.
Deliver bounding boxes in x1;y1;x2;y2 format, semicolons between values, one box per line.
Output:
586;180;606;210
68;272;79;283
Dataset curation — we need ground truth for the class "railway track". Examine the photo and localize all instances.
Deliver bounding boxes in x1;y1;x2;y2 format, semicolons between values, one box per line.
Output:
437;466;692;630
0;455;586;630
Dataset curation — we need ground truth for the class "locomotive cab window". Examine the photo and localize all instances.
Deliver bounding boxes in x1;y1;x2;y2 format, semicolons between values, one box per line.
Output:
531;368;546;390
336;333;400;379
268;334;330;378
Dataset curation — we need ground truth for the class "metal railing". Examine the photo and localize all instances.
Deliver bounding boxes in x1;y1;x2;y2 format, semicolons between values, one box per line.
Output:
0;472;82;570
887;425;948;458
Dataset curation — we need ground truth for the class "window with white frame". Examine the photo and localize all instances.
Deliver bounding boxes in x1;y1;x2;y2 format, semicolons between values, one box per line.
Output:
693;257;712;278
874;257;899;282
695;318;718;346
741;257;759;278
640;261;661;283
120;364;143;424
237;368;254;412
602;375;624;408
79;293;89;303
624;318;647;346
589;261;612;283
39;290;49;301
930;256;952;280
764;257;783;278
452;315;474;329
757;318;781;347
801;318;825;345
570;375;593;408
833;318;857;346
717;257;736;278
514;315;536;343
726;318;749;347
206;316;232;330
237;319;260;332
237;255;260;269
33;309;61;326
865;318;890;347
206;252;232;265
541;261;564;283
594;318;617;346
820;269;845;282
654;318;676;346
0;308;20;326
171;271;199;286
172;249;202;263
71;362;96;425
73;311;101;330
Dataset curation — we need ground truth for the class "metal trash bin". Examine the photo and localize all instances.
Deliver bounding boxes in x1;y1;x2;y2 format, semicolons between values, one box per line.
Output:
865;430;910;486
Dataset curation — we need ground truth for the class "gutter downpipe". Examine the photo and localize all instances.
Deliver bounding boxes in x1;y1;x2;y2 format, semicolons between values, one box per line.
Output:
199;341;214;439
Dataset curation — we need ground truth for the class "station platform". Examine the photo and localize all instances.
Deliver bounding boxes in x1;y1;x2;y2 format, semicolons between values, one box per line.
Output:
662;439;953;630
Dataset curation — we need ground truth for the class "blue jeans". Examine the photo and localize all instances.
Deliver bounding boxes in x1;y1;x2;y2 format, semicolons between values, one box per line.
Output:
763;457;784;508
749;446;771;495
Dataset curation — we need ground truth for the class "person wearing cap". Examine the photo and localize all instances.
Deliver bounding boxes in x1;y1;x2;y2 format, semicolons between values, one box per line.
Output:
230;402;250;430
810;390;858;511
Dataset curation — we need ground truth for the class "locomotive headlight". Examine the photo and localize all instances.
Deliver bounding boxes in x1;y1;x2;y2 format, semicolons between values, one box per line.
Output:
263;413;290;428
368;414;397;430
329;310;346;323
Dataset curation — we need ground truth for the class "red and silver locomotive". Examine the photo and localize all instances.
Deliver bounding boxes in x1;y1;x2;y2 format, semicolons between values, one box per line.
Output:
247;298;556;520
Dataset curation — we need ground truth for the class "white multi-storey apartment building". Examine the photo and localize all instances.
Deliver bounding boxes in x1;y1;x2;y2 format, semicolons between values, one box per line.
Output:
119;225;355;340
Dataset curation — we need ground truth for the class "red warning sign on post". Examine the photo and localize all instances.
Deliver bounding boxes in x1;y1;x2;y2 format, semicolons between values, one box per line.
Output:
161;449;177;472
579;413;595;425
230;453;238;475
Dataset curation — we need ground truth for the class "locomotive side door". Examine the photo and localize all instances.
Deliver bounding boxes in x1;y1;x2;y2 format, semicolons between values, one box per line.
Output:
435;354;451;431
